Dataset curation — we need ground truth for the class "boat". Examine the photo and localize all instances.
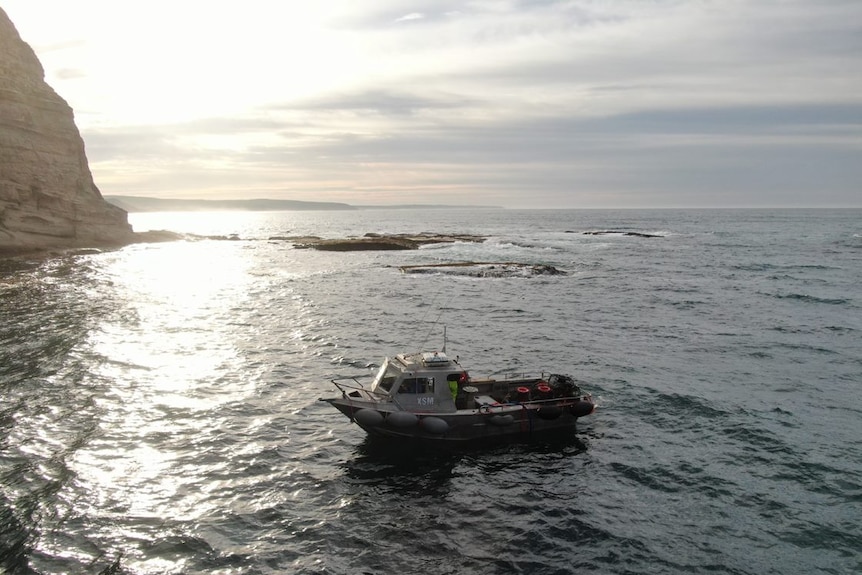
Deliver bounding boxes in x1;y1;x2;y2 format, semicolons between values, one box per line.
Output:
321;349;595;443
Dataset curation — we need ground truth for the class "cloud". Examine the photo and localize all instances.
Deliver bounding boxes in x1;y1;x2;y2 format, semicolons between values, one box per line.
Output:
79;93;862;207
55;67;86;80
6;0;860;207
270;89;477;117
394;12;425;23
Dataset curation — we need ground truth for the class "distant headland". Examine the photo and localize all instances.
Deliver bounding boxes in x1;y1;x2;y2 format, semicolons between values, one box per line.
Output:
104;196;502;213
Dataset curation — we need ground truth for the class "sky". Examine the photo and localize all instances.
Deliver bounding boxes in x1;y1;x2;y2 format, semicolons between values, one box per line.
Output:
3;0;861;208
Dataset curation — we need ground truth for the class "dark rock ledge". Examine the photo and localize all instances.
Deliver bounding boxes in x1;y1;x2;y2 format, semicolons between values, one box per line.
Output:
579;230;663;238
399;262;566;277
273;233;565;277
286;232;486;251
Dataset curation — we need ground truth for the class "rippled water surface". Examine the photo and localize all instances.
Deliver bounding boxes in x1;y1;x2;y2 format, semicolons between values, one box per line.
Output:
1;209;860;574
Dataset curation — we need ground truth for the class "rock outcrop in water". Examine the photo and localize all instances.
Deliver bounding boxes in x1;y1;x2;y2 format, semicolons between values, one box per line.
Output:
289;232;486;251
282;233;563;276
581;230;662;238
399;262;566;278
0;8;134;254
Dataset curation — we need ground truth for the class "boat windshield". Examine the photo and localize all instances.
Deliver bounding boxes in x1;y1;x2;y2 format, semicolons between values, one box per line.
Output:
373;361;401;393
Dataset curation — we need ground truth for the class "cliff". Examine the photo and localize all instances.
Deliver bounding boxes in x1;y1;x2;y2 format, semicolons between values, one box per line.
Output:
0;8;134;254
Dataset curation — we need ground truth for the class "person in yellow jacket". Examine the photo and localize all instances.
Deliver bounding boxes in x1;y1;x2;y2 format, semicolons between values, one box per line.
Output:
448;378;459;401
448;371;469;402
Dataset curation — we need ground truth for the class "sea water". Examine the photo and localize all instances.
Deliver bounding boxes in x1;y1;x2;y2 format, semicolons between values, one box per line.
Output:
0;208;859;574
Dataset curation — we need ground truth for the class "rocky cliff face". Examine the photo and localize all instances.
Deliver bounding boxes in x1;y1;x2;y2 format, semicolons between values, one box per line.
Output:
0;8;133;253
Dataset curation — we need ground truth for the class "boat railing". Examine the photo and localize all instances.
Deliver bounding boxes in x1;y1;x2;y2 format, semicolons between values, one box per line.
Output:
530;393;593;405
477;393;593;412
481;371;553;382
331;376;393;402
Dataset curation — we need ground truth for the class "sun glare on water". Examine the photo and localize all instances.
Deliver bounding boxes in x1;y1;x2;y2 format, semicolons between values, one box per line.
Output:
92;240;254;406
65;239;271;571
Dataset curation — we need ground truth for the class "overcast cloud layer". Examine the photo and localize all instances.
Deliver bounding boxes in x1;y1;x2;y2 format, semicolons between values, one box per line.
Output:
5;0;861;208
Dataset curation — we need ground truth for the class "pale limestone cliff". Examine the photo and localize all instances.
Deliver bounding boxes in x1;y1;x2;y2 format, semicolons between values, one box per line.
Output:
0;8;134;254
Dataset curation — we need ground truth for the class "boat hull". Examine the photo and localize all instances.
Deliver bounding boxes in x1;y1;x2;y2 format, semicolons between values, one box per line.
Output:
324;397;594;443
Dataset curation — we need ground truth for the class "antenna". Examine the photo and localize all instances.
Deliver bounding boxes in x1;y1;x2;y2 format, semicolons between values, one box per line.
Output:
417;290;457;353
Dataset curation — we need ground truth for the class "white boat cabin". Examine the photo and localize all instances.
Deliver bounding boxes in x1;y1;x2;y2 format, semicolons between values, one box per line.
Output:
370;351;467;413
